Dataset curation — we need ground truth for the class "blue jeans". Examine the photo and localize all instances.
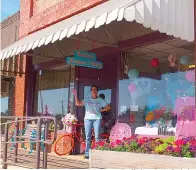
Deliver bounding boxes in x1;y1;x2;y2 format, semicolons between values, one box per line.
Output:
84;119;101;157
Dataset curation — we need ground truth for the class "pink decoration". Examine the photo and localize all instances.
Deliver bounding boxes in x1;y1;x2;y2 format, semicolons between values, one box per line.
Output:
185;70;195;82
174;97;196;139
110;123;132;142
128;83;136;92
150;58;160;67
72;89;77;96
168;54;176;67
178;106;196;121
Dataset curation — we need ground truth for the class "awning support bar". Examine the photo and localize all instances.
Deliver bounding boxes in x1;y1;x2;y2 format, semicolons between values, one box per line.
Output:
104;26;119;47
52;44;65;58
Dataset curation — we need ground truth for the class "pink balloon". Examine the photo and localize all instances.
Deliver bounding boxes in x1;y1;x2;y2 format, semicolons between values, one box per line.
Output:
185;70;195;82
128;83;136;92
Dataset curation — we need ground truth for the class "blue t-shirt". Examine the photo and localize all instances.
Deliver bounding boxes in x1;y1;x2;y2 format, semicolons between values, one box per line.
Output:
83;97;107;120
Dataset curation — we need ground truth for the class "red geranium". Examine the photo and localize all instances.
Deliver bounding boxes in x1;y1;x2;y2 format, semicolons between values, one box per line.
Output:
96;141;105;147
174;147;181;153
123;137;128;141
174;139;185;146
138;139;146;145
190;140;196;146
115;139;123;145
110;142;115;148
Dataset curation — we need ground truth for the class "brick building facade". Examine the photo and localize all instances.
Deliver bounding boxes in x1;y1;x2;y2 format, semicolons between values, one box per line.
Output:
1;12;21;116
1;12;20;49
19;0;107;38
0;0;195;159
1;0;108;117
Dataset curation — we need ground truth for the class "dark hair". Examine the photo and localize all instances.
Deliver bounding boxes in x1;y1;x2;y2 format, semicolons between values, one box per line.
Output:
90;85;98;91
99;93;105;100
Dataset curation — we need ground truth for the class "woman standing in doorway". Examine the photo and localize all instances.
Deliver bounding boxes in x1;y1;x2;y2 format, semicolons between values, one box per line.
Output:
72;85;111;159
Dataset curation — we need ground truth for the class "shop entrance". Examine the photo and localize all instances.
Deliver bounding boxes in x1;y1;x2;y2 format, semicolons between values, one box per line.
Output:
75;54;119;130
78;81;115;134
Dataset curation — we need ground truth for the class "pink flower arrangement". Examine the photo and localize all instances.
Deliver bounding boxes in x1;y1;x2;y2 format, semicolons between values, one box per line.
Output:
61;113;78;125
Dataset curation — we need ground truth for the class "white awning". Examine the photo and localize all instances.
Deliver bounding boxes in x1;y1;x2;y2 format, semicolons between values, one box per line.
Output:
0;0;194;60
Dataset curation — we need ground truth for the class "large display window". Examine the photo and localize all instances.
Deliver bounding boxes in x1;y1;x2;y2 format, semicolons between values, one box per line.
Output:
1;79;14;116
34;66;75;129
118;52;195;138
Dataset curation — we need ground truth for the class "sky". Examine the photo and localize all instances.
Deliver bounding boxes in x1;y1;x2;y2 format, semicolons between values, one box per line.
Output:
1;0;20;21
1;97;8;113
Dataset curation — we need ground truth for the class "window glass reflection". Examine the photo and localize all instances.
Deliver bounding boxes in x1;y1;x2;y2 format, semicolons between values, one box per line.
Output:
1;97;8;115
38;88;69;115
36;67;75;117
118;70;195;137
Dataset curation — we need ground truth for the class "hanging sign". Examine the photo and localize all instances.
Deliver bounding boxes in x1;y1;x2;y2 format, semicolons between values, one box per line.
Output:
66;50;103;69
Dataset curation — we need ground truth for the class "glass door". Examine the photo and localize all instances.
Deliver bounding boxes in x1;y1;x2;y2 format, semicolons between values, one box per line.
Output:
81;84;114;134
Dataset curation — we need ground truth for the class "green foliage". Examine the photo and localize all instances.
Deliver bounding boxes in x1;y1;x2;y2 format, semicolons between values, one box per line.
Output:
124;141;139;152
156;136;175;144
129;141;139;151
155;143;168;153
112;145;126;152
49;122;54;131
154;137;174;154
181;145;193;158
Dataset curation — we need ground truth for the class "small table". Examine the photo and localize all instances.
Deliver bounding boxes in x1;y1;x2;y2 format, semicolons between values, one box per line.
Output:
135;126;176;136
135;126;158;135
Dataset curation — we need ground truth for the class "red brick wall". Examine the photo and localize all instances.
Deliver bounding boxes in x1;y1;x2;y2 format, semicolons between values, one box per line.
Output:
14;56;26;117
14;76;25;116
19;0;108;38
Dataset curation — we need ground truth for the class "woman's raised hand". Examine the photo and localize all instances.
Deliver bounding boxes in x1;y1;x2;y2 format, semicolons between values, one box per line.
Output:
72;89;77;96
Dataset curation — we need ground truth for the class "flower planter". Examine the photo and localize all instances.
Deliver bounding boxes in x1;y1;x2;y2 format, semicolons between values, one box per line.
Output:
90;150;196;169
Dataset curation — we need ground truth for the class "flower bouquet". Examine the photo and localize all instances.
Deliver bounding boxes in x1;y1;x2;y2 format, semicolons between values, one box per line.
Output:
61;113;78;133
154;107;173;128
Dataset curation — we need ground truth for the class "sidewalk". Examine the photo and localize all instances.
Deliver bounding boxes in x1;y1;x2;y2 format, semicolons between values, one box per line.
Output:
0;165;28;169
0;151;89;169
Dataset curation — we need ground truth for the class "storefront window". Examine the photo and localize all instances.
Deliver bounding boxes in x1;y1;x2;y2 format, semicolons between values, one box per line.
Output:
1;97;8;115
35;66;75;128
118;69;195;137
1;79;13;116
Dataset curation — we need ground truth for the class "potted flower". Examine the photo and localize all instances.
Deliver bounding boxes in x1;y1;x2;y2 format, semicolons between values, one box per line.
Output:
61;113;78;133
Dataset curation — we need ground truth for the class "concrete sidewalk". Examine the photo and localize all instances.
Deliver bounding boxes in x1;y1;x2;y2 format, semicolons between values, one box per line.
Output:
0;165;28;169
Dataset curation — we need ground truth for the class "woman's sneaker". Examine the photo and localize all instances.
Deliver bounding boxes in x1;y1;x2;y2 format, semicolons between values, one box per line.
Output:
84;155;89;159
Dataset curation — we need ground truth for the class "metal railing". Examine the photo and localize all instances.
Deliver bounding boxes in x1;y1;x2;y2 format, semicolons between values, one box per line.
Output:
1;116;57;169
1;119;14;143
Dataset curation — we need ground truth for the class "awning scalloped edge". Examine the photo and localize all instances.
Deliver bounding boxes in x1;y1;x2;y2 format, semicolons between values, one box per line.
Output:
0;0;194;60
